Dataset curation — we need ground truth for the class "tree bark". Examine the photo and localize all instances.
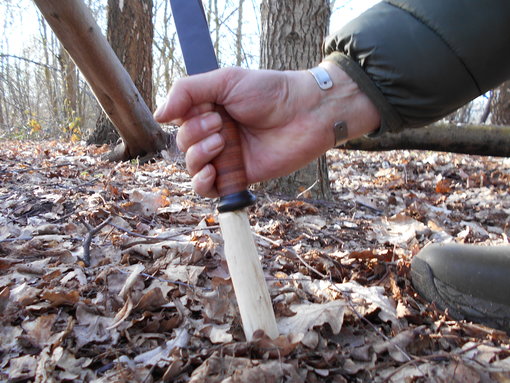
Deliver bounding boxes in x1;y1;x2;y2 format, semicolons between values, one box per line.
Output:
89;0;155;146
213;0;220;62
0;59;6;128
479;91;493;124
33;0;170;161
235;0;245;67
344;123;510;157
39;15;59;124
491;81;510;125
58;46;79;133
260;0;332;199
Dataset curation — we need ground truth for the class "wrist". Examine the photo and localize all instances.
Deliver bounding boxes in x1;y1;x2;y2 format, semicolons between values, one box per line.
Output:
313;61;380;145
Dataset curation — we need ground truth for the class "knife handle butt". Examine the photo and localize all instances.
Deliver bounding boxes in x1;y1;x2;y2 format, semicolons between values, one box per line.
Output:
212;105;256;212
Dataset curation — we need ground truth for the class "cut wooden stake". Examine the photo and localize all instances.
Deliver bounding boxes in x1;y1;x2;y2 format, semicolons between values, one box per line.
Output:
218;210;279;341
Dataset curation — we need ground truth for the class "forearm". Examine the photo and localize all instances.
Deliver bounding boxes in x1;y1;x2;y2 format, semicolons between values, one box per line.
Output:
324;0;510;134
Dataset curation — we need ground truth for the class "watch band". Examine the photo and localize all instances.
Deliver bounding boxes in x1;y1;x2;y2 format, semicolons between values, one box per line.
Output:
308;66;333;90
309;66;349;147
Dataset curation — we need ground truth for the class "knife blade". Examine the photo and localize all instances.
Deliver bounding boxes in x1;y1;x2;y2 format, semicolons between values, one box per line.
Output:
170;0;278;340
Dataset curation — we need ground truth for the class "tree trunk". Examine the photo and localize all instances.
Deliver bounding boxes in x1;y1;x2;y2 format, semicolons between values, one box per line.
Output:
213;0;220;62
39;15;59;124
479;91;493;124
33;0;170;161
0;58;6;128
89;0;155;145
109;0;154;112
491;81;510;125
260;0;332;199
235;0;245;67
58;46;79;138
344;123;510;157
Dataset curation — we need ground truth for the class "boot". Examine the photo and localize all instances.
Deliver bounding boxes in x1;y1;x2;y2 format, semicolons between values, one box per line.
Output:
411;243;510;332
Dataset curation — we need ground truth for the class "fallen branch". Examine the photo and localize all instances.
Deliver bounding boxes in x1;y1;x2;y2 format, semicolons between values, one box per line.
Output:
344;123;510;157
109;222;220;248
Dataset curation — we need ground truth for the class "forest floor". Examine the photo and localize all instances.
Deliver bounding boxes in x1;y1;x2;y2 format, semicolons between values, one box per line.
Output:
1;140;510;382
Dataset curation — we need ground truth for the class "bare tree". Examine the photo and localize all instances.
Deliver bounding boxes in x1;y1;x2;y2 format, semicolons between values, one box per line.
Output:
236;0;245;66
58;46;79;136
39;14;59;123
153;0;182;101
88;0;155;145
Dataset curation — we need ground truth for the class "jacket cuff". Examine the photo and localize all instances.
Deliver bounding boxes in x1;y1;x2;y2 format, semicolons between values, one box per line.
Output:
323;52;403;136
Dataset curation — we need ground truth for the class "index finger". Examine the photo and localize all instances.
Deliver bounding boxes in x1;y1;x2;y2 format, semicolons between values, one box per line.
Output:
171;103;215;126
154;68;236;123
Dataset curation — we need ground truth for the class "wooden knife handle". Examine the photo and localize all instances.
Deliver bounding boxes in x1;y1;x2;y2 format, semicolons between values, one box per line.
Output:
212;105;256;212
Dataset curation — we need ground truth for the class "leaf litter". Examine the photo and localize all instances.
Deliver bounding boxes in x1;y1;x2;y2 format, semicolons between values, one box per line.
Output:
1;140;510;382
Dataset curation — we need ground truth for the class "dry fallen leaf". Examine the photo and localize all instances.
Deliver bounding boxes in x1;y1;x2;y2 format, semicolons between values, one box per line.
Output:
74;303;119;348
278;300;345;337
2;141;510;382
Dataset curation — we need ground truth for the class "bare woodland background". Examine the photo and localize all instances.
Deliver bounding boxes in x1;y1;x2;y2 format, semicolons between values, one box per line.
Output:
2;0;508;144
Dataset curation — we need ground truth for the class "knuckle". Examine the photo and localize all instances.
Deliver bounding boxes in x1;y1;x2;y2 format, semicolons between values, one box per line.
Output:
175;130;186;152
185;146;200;175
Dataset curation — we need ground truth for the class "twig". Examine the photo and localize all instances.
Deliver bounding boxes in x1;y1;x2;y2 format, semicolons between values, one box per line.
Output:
6;162;75;174
109;222;186;240
253;231;328;279
329;280;410;357
292;250;328;279
114;267;211;291
110;222;219;247
0;236;34;243
80;216;113;266
296;180;319;199
0;53;60;71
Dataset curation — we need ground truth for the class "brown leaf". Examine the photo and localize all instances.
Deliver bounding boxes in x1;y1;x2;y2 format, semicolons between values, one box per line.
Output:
107;297;134;330
189;352;305;383
252;332;300;358
0;257;18;270
41;289;80;307
435;178;452;194
349;249;394;262
10;283;41;307
6;355;37;382
274;200;319;217
373;328;420;362
198;281;235;323
135;287;168;312
21;314;57;348
0;286;10;312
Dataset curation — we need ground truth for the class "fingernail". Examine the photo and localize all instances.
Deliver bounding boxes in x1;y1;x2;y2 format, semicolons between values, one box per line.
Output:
201;164;214;180
154;99;168;120
203;133;223;153
200;112;222;132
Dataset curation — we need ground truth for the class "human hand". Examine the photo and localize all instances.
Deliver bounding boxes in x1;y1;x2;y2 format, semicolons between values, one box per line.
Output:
155;62;379;197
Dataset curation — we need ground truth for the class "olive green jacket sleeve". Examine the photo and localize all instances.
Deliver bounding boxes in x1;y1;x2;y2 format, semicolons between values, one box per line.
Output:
324;0;510;134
